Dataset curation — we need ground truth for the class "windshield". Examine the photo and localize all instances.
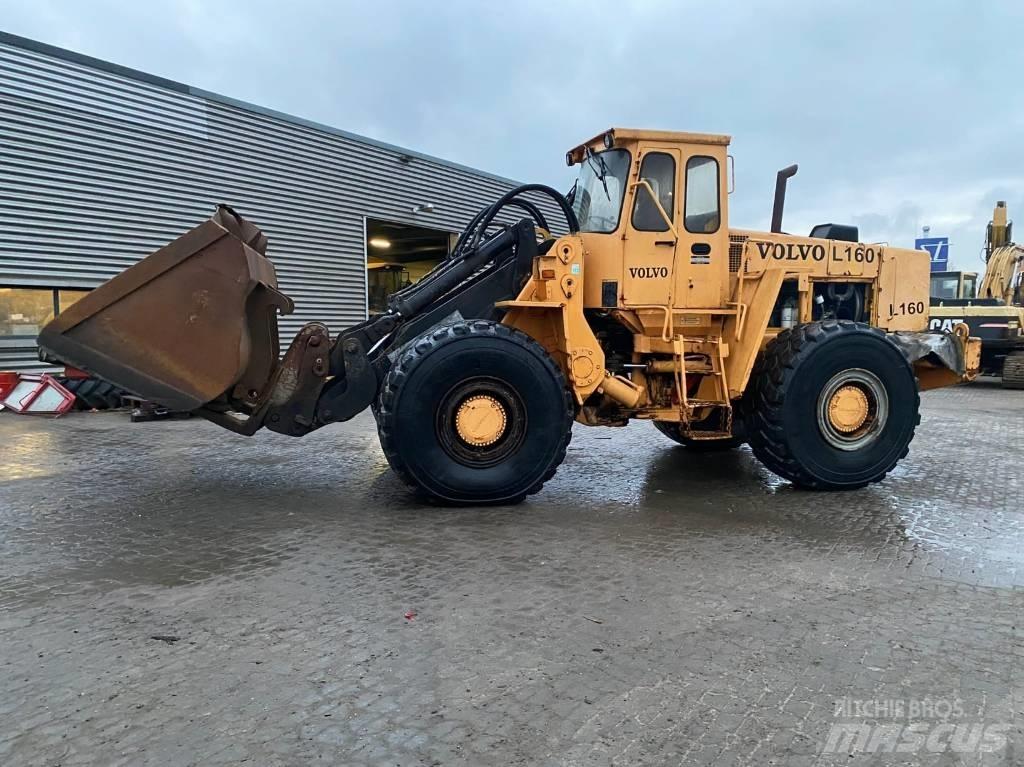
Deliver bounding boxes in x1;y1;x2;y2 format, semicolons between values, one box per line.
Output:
570;148;631;233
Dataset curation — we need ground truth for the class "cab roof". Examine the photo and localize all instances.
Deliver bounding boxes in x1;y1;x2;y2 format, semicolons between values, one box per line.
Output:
567;127;731;164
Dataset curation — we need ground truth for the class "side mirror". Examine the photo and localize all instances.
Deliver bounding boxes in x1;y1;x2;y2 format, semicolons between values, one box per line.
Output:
565;179;578;207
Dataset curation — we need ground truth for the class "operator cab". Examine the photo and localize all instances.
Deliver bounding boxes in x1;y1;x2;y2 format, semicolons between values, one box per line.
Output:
565;128;731;309
565;128;727;237
930;270;978;303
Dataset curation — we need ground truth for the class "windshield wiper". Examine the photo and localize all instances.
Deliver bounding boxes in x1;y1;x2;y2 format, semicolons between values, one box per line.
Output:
565;178;579;206
585;148;611;202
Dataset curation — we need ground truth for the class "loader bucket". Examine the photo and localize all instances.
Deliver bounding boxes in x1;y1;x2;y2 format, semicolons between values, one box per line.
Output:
37;207;293;413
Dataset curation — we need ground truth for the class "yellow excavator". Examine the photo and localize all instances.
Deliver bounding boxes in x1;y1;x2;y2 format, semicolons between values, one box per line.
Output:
929;201;1024;388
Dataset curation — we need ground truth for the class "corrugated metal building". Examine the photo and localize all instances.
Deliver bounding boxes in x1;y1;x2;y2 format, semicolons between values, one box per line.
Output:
0;32;558;371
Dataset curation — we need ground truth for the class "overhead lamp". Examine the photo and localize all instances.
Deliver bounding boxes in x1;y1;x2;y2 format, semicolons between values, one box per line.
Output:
368;238;391;249
412;203;435;214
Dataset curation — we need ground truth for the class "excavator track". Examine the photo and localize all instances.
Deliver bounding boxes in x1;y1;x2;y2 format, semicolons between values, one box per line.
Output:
1002;351;1024;389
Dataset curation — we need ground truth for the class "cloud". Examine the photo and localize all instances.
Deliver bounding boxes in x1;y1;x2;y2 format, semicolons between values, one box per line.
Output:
2;0;1022;265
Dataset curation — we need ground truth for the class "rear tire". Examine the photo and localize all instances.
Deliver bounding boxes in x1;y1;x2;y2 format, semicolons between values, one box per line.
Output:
376;320;573;505
746;320;919;490
1001;351;1024;389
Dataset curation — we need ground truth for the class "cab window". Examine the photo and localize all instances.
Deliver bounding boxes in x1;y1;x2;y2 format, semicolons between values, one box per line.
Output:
930;275;961;300
631;152;675;232
571;149;631;234
685;156;721;233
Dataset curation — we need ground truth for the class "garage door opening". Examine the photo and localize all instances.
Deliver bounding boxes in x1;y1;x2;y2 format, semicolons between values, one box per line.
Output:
365;218;454;315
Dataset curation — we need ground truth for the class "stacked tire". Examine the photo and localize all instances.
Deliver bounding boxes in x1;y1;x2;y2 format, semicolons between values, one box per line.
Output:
56;377;127;410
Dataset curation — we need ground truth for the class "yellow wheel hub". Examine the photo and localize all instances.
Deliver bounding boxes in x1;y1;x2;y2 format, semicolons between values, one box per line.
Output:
827;385;870;433
455;395;508;447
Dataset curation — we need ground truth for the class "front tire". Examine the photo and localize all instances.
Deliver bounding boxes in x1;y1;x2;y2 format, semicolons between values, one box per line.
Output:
376;320;574;504
746;320;919;490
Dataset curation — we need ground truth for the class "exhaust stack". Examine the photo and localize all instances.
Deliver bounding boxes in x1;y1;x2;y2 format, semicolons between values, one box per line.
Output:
770;164;798;234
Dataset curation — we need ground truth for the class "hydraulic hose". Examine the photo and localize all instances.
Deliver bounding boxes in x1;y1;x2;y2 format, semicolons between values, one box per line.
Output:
465;183;579;254
504;198;550;233
388;184;577;315
446;196;547;260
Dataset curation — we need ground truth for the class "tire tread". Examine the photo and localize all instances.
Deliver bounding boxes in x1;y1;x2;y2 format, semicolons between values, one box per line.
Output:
56;377;126;410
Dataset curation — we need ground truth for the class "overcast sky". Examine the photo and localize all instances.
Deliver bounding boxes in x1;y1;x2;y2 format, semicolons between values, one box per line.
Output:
3;0;1023;269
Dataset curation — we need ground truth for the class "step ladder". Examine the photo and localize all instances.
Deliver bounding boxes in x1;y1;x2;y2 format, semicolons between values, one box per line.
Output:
679;335;733;440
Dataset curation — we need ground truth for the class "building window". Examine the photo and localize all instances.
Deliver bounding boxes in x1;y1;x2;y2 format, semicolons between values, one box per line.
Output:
685;156;721;234
58;290;90;312
631;152;676;232
0;288;90;337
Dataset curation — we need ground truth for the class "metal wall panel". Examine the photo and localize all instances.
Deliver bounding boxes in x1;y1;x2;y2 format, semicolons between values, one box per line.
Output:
0;34;564;372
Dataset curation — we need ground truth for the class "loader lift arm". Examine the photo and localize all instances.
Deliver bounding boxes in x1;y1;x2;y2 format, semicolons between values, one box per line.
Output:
312;219;538;431
313;184;579;433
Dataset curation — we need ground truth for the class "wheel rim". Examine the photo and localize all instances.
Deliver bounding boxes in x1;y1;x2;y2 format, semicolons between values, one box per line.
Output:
455;395;508;447
816;368;888;451
437;377;527;467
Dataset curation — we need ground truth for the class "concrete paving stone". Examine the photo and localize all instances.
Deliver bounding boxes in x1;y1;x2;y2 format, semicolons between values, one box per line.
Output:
0;380;1021;765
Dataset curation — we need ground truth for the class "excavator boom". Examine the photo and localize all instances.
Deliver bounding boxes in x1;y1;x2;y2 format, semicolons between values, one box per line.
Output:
979;244;1024;303
979;201;1024;303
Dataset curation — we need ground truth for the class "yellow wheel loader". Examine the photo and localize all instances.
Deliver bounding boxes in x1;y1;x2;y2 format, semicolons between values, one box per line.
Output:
38;128;981;504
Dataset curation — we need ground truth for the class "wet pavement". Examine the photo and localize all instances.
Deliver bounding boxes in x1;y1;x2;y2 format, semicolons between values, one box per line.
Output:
0;381;1021;766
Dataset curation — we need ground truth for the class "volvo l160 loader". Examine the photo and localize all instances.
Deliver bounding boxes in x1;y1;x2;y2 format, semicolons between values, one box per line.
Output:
38;128;981;503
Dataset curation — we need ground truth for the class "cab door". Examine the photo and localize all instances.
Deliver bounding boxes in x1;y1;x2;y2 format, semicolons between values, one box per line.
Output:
621;148;680;307
676;152;729;308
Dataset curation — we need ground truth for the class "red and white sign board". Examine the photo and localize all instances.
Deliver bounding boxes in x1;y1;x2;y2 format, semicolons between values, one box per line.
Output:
0;374;75;416
0;372;17;401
